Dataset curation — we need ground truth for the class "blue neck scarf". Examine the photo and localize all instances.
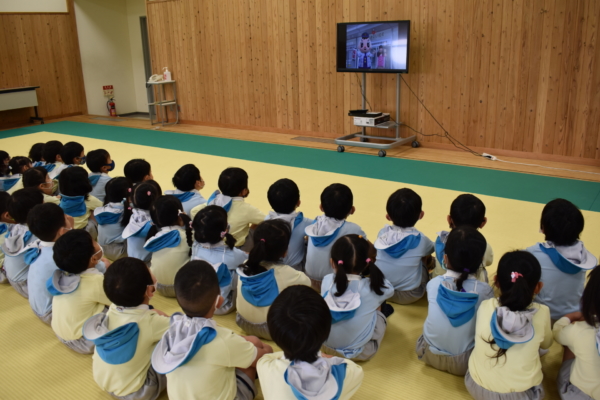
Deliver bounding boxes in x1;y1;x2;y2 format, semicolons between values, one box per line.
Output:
59;195;87;217
538;244;586;275
0;176;20;191
43;163;56;173
88;174;102;186
435;236;446;267
83;315;140;365
215;263;232;288
436;281;479;327
144;229;182;252
171;191;196;202
383;234;421;258
239;268;279;307
284;361;347;400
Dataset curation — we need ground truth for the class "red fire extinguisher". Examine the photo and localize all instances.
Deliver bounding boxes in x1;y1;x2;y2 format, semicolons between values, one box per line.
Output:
107;98;117;117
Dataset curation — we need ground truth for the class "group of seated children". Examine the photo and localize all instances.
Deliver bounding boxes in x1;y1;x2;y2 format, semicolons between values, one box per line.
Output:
0;139;598;400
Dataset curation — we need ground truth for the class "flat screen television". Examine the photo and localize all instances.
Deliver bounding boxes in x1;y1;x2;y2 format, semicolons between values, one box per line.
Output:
337;20;410;73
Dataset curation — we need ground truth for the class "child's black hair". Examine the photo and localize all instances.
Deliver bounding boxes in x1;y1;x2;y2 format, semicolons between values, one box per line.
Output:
146;195;193;249
27;203;67;242
449;194;486;228
321;183;353;220
0;191;11;216
540;199;584;247
240;219;291;276
42;140;63;164
53;230;96;274
0;151;9;176
486;250;541;359
60;142;84;165
192;205;236;249
445;226;487;292
581;266;600;328
103;257;154;307
132;180;162;211
8;156;31;175
172;164;201;192
104;177;133;227
86;149;110;173
174;260;220;317
268;285;331;363
22;167;48;189
267;178;300;215
28;143;45;162
330;234;387;296
386;188;422;228
124;159;152;186
59;167;92;200
218;167;248;197
7;188;44;224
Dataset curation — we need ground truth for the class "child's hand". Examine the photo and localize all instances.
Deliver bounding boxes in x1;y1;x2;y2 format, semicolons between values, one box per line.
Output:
262;343;273;354
243;335;264;348
154;309;169;317
65;215;75;229
564;311;584;323
321;353;334;358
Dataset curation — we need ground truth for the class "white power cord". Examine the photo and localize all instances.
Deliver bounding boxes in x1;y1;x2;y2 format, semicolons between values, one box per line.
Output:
481;153;600;176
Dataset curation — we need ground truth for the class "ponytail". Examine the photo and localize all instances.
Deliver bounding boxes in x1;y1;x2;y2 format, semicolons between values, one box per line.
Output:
180;213;193;248
445;226;486;291
224;233;236;250
366;263;386;296
333;260;349;296
240;219;290;276
242;239;269;276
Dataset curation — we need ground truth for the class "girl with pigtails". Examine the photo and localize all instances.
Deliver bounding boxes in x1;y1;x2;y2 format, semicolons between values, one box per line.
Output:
235;219;311;340
143;195;194;298
416;226;494;376
190;205;247;315
321;234;394;361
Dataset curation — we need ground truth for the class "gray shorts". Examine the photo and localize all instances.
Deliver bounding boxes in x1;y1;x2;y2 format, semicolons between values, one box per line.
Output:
235;313;271;341
156;283;176;298
58;334;95;354
557;358;593;400
33;308;52;325
101;241;128;262
322;310;387;361
235;369;256;400
0;267;7;284
415;334;472;376
390;264;429;305
109;365;166;400
8;278;28;298
214;279;238;316
465;370;545;400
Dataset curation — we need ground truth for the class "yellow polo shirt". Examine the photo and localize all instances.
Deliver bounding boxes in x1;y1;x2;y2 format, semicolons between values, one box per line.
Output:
257;352;364;400
553;317;600;399
467;298;553;393
51;269;111;341
92;304;170;397
73;195;103;230
43;193;61;205
149;229;190;286
166;326;257;400
191;198;265;247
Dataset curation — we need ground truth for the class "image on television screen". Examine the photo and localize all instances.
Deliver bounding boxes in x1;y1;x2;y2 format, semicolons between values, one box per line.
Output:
337;21;410;73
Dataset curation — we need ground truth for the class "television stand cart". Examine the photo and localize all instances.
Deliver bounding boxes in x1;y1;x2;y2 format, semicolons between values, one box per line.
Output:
335;73;418;157
148;80;179;126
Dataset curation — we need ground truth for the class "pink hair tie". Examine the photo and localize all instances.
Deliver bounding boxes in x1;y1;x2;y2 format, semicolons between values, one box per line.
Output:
511;272;523;283
147;191;151;196
366;258;371;263
260;238;265;243
127;188;132;193
220;231;227;238
337;260;343;265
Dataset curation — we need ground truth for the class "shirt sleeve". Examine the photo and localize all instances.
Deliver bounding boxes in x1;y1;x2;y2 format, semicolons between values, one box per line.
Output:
284;266;311;287
340;360;364;399
246;204;266;225
216;331;258;369
539;305;554;350
552;317;574;347
94;276;112;306
87;195;103;211
190;203;206;220
421;235;435;256
149;313;171;342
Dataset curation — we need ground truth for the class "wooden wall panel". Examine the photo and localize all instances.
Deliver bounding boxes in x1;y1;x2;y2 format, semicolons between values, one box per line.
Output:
0;0;86;128
146;0;600;160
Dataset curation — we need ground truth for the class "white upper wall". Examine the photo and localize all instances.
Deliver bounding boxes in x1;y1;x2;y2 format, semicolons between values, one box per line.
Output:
0;0;68;12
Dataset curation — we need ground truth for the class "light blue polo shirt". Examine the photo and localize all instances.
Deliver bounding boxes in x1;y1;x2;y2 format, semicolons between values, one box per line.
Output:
89;173;112;203
264;211;313;269
27;243;57;316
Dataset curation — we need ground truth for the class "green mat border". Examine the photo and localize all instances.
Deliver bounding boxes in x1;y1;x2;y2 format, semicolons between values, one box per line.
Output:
2;121;599;211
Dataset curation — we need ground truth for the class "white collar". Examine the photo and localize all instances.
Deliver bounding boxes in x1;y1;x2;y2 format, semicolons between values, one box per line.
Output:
444;270;476;279
40;241;55;248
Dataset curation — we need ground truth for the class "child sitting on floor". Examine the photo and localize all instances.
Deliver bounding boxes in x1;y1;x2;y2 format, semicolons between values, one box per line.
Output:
432;193;493;282
321;234;394;361
526;199;597;323
122;180;161;263
375;188;434;305
144;195;193;298
259;285;364;399
22;167;60;204
83;257;170;400
305;183;366;290
236;219;311;340
4;156;32;194
466;251;552;399
124;159;153;187
94;177;131;261
87;149;115;202
48;230;110;354
42;140;64;180
191;167;265;250
152;261;273;400
54;141;86;179
416;226;494;376
28;143;45;167
553;265;600;400
0;192;12;283
59;166;102;238
191;205;247;315
1;188;44;298
27;203;73;324
165;164;207;215
265;178;313;271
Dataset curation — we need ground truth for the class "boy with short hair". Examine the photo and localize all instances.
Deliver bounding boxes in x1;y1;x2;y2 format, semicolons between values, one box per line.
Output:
258;285;364;399
83;257;170;400
27;203;73;324
265;178;313;271
49;229;111;354
191;168;265;250
374;188;434;304
304;183;366;290
124;159;153;187
42;140;64;179
152;260;273;400
87;149;115;202
432;193;493;282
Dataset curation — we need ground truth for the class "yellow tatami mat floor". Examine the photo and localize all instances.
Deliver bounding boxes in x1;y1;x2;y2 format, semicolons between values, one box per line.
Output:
1;131;599;400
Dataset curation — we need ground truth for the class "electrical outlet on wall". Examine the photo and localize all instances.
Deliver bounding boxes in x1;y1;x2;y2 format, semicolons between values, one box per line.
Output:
103;85;114;97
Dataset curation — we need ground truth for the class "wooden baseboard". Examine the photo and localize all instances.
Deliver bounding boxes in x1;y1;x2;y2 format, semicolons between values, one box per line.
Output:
0;112;84;131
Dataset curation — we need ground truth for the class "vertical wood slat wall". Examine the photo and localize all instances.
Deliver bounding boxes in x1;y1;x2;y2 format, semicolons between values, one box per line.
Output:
0;0;87;127
146;0;600;160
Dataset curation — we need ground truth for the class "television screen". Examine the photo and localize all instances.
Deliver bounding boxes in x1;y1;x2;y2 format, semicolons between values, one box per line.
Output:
337;21;410;73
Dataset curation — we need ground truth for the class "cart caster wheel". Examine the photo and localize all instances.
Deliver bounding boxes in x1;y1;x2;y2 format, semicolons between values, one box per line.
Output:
378;150;386;157
337;145;345;153
412;141;420;148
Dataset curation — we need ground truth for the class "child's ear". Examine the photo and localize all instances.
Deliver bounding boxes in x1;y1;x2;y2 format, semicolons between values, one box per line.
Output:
100;165;109;173
319;204;324;212
385;214;391;221
494;274;500;288
446;215;453;228
2;211;13;223
419;211;425;220
56;155;63;163
296;199;301;208
534;281;543;295
216;295;224;310
479;217;487;229
145;285;155;300
240;188;249;197
349;206;355;216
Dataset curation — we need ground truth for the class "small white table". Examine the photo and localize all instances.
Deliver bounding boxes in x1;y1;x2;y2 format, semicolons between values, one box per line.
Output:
147;81;178;126
0;86;44;124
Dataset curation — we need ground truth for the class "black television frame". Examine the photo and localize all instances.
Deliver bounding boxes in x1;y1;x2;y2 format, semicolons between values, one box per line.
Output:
336;20;410;74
